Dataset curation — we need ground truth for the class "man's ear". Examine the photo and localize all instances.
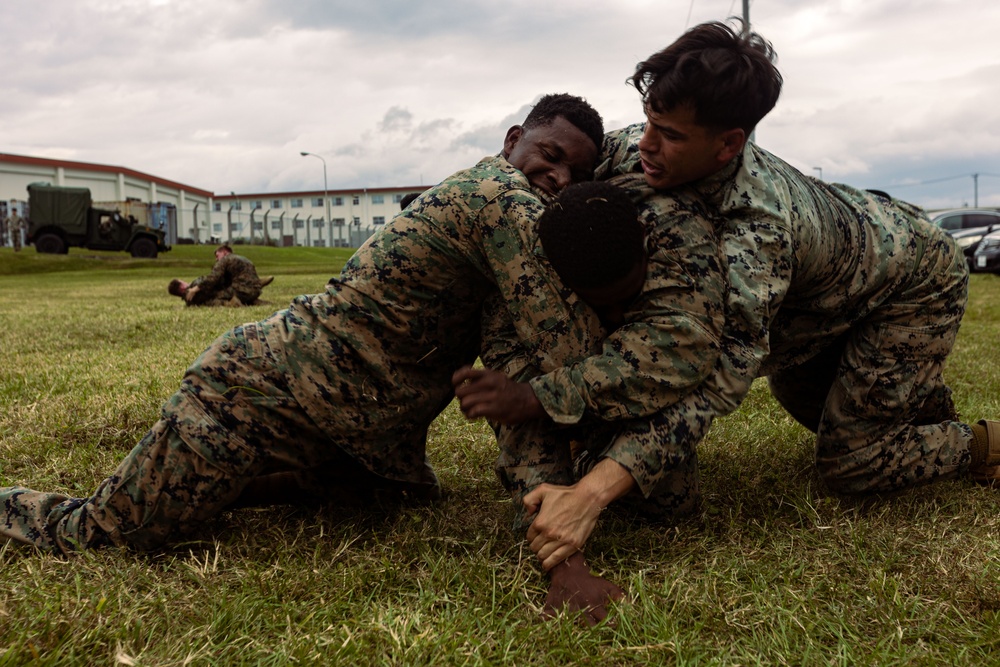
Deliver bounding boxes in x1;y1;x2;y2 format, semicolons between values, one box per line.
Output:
716;128;746;164
502;125;524;158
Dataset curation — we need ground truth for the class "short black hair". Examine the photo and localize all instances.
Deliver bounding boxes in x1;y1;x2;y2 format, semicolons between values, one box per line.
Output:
216;244;233;254
538;181;643;290
523;93;604;154
631;20;782;134
399;192;420;210
167;279;184;297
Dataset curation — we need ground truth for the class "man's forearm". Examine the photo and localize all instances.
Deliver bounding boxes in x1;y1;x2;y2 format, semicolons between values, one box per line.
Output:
575;457;636;510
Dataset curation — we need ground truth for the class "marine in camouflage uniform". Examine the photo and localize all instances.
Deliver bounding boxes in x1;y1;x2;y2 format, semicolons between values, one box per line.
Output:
483;170;725;528
600;125;973;495
190;250;264;305
0;147;606;553
6;210;24;251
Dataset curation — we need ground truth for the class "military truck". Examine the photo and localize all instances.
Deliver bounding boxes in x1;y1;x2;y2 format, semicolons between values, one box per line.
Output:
26;183;171;258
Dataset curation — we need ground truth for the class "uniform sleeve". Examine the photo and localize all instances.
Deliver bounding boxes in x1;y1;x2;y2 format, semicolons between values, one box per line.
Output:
718;215;795;383
195;256;231;293
470;178;607;375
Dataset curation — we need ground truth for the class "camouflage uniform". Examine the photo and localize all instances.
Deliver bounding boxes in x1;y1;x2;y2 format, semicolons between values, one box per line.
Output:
0;156;600;554
485;171;725;526
184;277;244;308
600;124;972;495
6;212;24;251
193;253;263;305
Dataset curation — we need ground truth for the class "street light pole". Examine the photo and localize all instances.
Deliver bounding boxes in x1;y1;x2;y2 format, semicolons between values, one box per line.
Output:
301;151;332;247
813;167;823;181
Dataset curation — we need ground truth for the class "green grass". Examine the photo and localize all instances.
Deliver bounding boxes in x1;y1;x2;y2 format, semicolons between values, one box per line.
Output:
2;246;1000;665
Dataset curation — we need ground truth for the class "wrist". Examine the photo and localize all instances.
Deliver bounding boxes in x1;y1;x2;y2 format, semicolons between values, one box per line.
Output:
518;382;547;420
548;551;588;581
576;458;635;509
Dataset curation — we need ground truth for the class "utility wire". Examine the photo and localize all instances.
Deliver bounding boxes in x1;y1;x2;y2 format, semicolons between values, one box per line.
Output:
875;172;1000;190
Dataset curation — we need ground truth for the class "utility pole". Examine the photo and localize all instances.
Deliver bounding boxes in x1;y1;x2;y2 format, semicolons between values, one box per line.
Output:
743;0;755;144
973;173;979;208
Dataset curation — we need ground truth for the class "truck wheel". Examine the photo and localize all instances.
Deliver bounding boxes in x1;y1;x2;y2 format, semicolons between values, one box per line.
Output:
35;233;66;254
130;238;158;258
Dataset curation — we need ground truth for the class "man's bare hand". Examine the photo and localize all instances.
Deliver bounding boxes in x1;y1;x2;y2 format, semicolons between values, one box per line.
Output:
184;285;200;303
452;365;546;424
543;552;625;626
525;482;604;571
524;458;637;571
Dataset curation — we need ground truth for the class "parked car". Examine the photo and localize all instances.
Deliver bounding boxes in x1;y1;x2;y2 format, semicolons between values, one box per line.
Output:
930;209;1000;271
972;230;1000;273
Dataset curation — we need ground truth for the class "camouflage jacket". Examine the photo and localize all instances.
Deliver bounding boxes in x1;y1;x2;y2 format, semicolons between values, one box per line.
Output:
198;253;261;296
483;167;726;497
259;156;600;484
603;122;965;416
500;171;726;426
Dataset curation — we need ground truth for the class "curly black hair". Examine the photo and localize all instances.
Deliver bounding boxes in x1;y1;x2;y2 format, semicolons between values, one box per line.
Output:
523;93;605;153
538;181;643;290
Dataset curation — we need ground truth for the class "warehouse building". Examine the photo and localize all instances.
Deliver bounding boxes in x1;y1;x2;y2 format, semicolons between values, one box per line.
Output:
0;152;426;248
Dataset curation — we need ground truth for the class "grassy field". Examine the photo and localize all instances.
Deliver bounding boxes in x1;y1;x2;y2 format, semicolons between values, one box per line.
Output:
2;245;1000;665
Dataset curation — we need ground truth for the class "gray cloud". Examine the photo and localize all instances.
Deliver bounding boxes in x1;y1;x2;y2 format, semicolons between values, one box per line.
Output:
1;0;998;207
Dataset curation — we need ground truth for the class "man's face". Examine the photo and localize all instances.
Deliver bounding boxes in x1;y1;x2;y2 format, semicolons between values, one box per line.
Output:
637;103;739;190
503;117;598;197
215;249;227;261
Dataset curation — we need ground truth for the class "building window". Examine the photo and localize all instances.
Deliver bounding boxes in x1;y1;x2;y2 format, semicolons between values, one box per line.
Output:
311;197;324;207
371;194;384;204
352;196;360;205
271;200;282;209
293;219;304;229
373;216;385;225
232;202;242;211
270;220;282;230
252;221;263;231
333;218;346;226
353;216;361;226
251;201;262;210
333;196;344;206
291;198;303;208
212;223;223;233
391;194;403;203
313;219;324;228
213;202;222;212
313;239;326;247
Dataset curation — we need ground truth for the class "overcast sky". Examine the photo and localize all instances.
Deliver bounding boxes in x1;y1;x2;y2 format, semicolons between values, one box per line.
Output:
3;0;998;209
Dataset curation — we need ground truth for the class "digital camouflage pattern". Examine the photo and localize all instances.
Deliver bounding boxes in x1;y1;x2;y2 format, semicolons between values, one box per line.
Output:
601;123;973;494
484;171;725;525
184;276;242;307
194;253;263;305
0;155;598;554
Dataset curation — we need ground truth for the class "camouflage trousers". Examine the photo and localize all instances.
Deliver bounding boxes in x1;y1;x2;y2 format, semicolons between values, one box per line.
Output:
496;412;701;530
0;322;428;554
767;229;974;494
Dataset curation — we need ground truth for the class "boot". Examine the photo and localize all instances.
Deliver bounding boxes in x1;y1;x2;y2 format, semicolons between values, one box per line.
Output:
969;420;1000;484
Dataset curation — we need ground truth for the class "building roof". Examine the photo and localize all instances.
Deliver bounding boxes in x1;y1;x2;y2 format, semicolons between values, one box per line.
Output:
0;152;214;198
2;152;431;201
218;185;430;200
